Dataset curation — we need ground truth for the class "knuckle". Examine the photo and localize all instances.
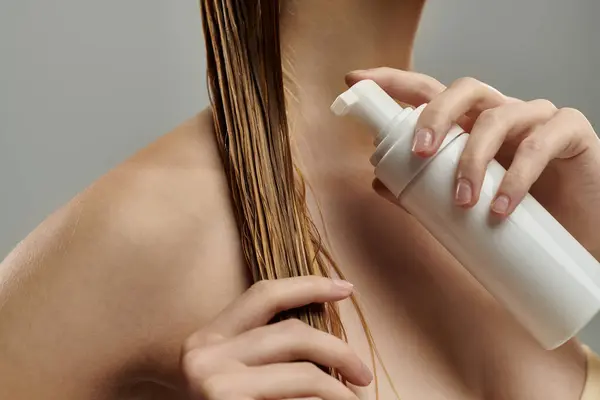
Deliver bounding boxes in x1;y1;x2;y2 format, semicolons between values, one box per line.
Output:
477;108;504;126
453;76;480;88
422;103;446;123
201;375;234;399
279;317;307;333
559;107;584;120
458;151;486;172
557;107;596;139
184;332;224;352
249;279;276;300
376;67;400;85
249;279;271;293
518;137;545;155
415;78;440;101
558;107;595;130
532;98;557;112
182;348;217;381
378;66;397;76
503;168;529;188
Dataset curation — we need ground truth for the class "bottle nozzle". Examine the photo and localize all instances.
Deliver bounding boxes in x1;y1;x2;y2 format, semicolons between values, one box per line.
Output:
330;79;404;135
330;90;360;116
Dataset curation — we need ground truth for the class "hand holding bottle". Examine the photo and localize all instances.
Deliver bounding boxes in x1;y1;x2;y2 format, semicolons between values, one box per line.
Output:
333;75;600;350
347;68;600;257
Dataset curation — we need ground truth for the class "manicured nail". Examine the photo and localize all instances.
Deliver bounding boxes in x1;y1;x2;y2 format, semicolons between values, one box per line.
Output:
332;279;354;292
412;129;434;155
361;363;374;384
455;178;472;206
350;69;367;74
491;195;510;215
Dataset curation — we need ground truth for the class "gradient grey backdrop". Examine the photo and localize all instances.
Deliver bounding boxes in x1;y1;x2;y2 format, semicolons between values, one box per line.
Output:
1;0;599;349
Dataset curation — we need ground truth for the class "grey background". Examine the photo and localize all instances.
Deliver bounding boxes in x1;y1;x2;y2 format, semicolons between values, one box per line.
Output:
1;1;599;349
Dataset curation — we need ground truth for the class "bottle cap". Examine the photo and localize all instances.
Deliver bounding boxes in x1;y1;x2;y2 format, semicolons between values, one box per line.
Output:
332;80;464;197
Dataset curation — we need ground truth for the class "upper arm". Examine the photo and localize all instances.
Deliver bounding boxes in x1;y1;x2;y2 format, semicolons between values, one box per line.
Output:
0;113;248;399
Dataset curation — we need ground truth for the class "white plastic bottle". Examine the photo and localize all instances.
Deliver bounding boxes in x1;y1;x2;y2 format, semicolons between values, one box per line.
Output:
331;79;600;350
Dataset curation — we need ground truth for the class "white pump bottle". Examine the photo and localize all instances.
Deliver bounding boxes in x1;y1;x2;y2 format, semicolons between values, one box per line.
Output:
331;79;600;350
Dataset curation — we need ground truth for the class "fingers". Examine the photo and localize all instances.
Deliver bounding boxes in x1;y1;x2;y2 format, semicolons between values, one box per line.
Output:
455;99;557;207
346;69;514;157
492;108;594;216
182;277;367;399
198;363;359;400
286;398;323;400
189;277;353;343
346;67;446;108
245;363;359;400
348;68;597;221
207;319;373;386
412;77;509;157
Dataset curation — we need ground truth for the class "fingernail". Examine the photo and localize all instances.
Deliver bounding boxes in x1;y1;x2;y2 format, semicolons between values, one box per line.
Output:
361;363;374;384
349;69;367;74
332;279;354;292
455;178;472;206
491;194;510;215
412;129;434;155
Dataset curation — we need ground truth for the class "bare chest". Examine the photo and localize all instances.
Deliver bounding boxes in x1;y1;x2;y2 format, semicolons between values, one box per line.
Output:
312;187;586;400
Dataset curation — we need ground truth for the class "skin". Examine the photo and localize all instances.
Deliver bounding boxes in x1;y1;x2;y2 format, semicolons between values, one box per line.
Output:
1;1;600;399
182;277;369;400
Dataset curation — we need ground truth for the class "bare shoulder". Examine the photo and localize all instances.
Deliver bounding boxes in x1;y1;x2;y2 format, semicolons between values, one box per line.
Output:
0;109;249;399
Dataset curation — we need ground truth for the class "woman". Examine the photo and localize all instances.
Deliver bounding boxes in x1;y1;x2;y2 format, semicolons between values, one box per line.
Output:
0;0;599;399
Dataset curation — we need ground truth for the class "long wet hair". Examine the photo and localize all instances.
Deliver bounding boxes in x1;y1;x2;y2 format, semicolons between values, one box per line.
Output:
200;1;396;396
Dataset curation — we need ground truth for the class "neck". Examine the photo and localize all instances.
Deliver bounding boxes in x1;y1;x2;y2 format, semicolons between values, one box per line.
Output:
280;0;425;179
